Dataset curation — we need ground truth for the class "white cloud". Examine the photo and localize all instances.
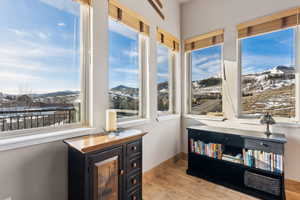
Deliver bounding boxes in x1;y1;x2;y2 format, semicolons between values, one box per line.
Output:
192;59;221;80
109;19;138;40
7;28;50;40
37;32;49;40
39;0;80;16
123;50;138;57
242;54;293;74
0;40;74;59
158;73;168;78
8;29;31;38
113;68;138;74
192;53;220;66
0;71;39;81
157;54;168;64
57;22;66;27
157;45;169;64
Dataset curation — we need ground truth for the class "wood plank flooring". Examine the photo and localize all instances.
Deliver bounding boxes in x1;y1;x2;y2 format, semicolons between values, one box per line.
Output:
143;159;300;200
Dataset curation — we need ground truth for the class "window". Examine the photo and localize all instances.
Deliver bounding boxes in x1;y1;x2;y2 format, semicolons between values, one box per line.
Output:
108;19;143;121
0;0;82;133
240;28;295;118
157;44;174;114
190;45;223;116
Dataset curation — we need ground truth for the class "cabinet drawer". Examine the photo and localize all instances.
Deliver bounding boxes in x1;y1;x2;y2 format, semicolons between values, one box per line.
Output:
245;139;283;154
127;171;142;191
127;140;142;157
244;171;281;196
127;187;142;200
127;156;142;174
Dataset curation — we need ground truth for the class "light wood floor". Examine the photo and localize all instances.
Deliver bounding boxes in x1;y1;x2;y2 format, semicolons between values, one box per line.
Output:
143;159;300;200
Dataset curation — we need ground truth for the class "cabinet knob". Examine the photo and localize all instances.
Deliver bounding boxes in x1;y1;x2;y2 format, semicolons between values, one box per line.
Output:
119;170;124;175
132;146;137;151
260;142;269;147
131;195;137;200
132;162;137;168
132;178;137;185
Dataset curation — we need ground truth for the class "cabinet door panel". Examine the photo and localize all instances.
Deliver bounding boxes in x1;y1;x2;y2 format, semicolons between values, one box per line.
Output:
89;147;123;200
93;156;119;200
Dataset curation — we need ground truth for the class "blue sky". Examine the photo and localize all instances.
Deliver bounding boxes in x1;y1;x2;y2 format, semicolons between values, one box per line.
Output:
0;0;80;94
108;20;170;88
108;19;139;89
191;45;222;81
157;44;169;83
192;28;295;81
0;0;296;93
241;28;295;75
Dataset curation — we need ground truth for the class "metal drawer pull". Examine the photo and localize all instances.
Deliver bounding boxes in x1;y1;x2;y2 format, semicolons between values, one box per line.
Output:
119;169;124;175
132;162;137;168
132;146;137;151
132;178;137;185
260;142;269;147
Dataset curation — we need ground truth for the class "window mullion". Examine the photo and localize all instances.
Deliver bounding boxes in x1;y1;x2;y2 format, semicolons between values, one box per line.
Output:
80;5;91;127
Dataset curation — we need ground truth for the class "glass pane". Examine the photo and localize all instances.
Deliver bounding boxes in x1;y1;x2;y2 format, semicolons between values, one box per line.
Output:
108;19;140;120
0;0;81;132
241;28;295;118
191;46;222;116
157;44;170;113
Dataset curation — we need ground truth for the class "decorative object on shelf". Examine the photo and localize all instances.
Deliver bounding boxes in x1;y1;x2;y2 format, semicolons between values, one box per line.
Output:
260;112;276;137
147;0;165;19
106;109;117;132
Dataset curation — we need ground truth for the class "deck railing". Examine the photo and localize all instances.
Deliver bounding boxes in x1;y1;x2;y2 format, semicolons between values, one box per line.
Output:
0;108;77;132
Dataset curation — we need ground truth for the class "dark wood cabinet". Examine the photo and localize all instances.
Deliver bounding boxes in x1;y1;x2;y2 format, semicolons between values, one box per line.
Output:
64;130;146;200
187;126;287;200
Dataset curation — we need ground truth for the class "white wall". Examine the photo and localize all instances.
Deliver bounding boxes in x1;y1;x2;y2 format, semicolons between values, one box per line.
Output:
181;0;300;182
0;0;182;200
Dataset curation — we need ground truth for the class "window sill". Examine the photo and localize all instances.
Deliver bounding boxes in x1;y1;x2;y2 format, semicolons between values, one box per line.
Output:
183;114;226;122
239;119;300;128
157;114;180;122
118;118;151;128
0;127;95;152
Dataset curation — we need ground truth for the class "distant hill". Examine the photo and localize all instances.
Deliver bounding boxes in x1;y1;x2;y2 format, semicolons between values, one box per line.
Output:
36;91;79;97
158;81;168;91
110;85;139;97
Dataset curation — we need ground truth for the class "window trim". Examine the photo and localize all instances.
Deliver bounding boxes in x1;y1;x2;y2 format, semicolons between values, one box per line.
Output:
108;20;149;122
0;2;90;138
185;44;224;118
157;45;177;116
237;26;299;122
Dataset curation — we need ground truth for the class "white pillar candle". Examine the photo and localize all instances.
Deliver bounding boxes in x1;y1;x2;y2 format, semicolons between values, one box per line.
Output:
106;110;117;132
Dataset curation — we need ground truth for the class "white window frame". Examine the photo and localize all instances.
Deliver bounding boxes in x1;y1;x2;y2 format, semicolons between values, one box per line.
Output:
185;44;224;118
0;3;90;138
110;25;149;123
157;45;176;116
237;26;300;123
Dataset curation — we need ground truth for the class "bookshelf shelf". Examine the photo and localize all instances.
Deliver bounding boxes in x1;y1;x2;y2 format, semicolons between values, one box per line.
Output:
187;126;287;200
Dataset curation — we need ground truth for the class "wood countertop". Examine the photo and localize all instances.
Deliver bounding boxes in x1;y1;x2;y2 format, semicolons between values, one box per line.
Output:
64;129;147;153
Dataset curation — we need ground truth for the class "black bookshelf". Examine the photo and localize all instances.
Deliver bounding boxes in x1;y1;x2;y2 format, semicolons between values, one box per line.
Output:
187;126;287;200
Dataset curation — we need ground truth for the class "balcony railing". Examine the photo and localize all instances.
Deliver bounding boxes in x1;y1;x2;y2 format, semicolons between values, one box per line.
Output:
0;108;77;132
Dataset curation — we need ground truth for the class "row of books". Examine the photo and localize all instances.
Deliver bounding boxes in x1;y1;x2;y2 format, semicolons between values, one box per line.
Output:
190;139;223;159
243;149;283;173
